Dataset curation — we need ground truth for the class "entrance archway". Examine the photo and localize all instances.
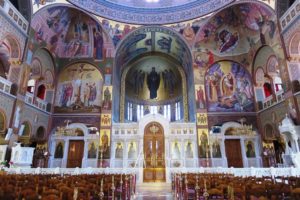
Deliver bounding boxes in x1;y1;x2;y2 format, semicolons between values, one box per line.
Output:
143;122;165;182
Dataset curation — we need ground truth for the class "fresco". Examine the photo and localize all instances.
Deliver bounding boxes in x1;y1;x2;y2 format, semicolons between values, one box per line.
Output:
195;3;277;56
99;129;110;159
185;141;194;158
195;84;206;109
245;140;256;158
115;142;124;159
88;141;97;159
198;129;210;158
54;63;103;113
101;113;111;127
192;2;283;87
31;6;111;59
196;113;207;126
212;140;222;158
102;86;112;110
54;141;64;158
125;56;182;103
205;61;254;112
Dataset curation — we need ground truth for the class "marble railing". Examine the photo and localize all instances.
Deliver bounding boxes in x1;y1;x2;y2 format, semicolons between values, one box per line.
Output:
4;167;138;175
260;90;285;110
170;167;300;177
280;0;300;31
0;76;12;95
4;167;300;178
25;92;48;112
0;0;29;34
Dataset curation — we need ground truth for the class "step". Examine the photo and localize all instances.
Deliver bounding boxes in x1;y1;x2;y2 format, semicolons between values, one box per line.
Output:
135;183;173;200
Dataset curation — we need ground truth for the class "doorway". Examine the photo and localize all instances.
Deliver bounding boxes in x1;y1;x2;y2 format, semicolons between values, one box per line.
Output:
225;139;243;168
143;122;165;182
67;140;84;168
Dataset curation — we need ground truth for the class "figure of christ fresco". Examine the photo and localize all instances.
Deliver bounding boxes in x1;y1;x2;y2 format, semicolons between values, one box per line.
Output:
147;67;160;99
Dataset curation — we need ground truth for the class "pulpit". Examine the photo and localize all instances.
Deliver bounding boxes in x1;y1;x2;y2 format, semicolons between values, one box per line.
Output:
10;143;35;168
279;115;300;167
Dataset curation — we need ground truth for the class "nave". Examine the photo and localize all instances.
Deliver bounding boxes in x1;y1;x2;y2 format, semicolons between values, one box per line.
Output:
1;168;300;199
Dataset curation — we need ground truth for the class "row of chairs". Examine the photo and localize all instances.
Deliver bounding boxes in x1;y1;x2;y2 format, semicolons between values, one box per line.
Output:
172;173;300;200
0;173;136;200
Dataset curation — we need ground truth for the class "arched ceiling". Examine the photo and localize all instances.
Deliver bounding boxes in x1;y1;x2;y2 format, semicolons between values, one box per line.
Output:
67;0;234;24
31;1;276;25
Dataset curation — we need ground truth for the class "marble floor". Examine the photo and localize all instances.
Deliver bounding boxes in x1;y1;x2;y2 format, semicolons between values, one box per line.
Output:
135;182;173;200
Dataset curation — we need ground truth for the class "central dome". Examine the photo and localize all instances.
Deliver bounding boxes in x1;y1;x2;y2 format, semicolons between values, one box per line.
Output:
67;0;234;24
105;0;198;9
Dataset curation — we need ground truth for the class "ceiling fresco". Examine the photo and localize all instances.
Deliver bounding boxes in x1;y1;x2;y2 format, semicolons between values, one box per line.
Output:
194;3;277;57
105;0;197;8
116;27;191;75
30;5;112;59
67;0;234;24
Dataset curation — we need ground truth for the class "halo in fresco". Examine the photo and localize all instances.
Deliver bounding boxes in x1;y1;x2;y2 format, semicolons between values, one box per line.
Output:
205;61;254;112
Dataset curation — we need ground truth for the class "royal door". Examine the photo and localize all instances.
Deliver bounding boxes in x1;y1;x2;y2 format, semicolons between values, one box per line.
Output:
143;122;165;182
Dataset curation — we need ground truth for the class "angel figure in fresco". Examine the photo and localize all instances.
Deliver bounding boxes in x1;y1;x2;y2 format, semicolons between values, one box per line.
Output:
222;73;234;97
182;23;195;45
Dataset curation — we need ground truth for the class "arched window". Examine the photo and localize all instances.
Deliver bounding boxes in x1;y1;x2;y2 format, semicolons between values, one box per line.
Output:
37;84;46;100
263;82;272;98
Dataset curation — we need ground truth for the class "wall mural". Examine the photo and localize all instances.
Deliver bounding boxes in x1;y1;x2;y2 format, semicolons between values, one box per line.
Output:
205;61;254;112
31;6;111;59
195;3;276;57
198;129;210;159
99;129;110;159
192;2;283;89
54;63;103;113
125;56;182;103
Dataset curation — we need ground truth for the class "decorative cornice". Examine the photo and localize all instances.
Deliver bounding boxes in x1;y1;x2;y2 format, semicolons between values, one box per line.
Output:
67;0;234;25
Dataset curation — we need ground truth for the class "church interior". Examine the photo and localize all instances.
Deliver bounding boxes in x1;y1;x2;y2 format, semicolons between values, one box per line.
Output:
1;0;300;199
